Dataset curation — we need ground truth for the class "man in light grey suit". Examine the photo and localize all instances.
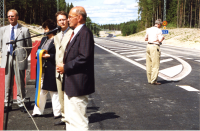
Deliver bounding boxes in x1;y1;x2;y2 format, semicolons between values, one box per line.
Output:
54;11;73;126
0;9;32;112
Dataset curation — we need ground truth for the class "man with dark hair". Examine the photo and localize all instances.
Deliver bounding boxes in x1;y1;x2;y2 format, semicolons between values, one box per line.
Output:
54;11;73;126
0;9;32;112
56;6;95;131
145;19;165;85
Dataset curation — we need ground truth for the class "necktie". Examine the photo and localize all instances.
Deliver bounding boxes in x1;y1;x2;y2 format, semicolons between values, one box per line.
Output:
60;31;64;42
10;27;15;55
63;31;74;62
69;31;74;43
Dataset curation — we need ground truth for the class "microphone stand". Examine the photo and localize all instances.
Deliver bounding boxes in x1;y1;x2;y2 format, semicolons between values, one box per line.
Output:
4;31;47;130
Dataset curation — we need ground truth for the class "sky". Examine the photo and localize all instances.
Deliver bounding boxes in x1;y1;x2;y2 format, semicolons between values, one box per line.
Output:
66;0;139;25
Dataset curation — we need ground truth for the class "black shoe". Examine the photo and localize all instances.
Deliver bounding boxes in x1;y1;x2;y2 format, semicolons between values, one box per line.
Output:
54;120;65;126
4;106;12;113
54;115;62;119
19;107;27;113
28;114;42;118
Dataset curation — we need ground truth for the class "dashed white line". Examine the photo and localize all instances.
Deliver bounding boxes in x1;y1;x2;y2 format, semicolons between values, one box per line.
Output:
195;60;200;62
126;53;144;57
177;85;199;92
120;51;144;55
135;57;146;61
115;49;141;52
160;58;173;63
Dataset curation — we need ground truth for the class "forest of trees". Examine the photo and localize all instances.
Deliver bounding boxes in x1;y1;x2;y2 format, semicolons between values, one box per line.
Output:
101;0;200;36
3;0;100;35
138;0;200;31
4;0;73;25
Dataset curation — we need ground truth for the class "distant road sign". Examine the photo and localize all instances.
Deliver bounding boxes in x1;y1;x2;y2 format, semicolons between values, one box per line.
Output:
163;21;168;26
162;30;169;34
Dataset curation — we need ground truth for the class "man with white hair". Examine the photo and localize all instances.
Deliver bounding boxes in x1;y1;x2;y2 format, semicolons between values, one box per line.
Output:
145;19;165;85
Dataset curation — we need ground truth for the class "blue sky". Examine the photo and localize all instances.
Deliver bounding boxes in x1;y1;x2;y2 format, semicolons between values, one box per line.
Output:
66;0;139;25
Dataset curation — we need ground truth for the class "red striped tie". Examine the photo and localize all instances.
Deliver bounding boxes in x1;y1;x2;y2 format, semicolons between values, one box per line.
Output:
63;32;74;62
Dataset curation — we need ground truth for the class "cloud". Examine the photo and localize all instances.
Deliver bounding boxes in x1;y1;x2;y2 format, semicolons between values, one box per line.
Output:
103;0;124;5
72;0;139;24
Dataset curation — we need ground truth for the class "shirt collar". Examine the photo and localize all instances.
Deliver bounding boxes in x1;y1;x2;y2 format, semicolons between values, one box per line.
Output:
10;23;18;30
74;24;84;35
62;27;69;34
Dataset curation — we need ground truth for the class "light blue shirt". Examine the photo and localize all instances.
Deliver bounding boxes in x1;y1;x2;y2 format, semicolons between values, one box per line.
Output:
8;23;18;52
61;27;70;38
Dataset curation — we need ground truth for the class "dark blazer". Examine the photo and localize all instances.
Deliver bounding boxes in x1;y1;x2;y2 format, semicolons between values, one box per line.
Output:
63;25;95;97
37;37;57;91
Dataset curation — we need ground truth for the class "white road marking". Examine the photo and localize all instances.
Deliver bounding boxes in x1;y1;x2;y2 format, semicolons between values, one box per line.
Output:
115;49;141;52
135;57;146;61
126;53;144;57
186;58;193;59
109;47;133;50
120;51;144;55
95;42;192;81
177;85;199;92
159;64;183;77
160;58;173;63
195;60;200;62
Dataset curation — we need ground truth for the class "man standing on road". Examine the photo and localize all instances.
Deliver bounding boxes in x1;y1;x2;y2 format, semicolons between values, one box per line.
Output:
0;9;32;112
54;11;73;126
145;19;165;85
56;6;95;131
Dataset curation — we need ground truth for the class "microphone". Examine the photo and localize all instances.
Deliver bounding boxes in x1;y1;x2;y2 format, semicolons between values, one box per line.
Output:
45;26;61;35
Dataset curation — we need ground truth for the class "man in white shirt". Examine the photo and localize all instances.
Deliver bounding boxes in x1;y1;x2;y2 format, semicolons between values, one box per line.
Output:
145;19;165;85
0;9;32;112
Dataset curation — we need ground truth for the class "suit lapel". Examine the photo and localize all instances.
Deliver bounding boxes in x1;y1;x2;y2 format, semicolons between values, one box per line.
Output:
64;25;86;62
16;24;22;40
5;26;10;42
61;29;72;48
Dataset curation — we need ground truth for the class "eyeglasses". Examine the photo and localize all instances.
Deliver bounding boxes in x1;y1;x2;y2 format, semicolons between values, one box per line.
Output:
57;19;67;22
68;15;78;19
7;15;15;18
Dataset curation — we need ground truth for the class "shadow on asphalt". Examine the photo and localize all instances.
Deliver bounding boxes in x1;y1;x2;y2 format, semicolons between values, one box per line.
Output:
89;112;119;123
158;80;180;85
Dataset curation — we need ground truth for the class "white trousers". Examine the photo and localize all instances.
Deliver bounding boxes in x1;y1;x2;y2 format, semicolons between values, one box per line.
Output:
64;93;89;131
33;74;61;117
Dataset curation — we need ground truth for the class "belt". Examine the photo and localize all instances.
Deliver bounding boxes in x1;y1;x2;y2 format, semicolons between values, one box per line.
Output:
148;42;160;46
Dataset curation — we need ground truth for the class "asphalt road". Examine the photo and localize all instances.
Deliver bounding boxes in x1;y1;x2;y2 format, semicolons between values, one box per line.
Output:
89;38;200;130
4;38;200;130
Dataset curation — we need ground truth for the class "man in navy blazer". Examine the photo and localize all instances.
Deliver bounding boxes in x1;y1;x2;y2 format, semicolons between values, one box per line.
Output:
56;6;95;131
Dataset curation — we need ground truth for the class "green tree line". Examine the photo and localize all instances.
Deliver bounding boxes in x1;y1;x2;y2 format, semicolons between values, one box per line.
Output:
4;0;99;35
138;0;200;31
100;21;138;36
101;0;200;36
4;0;73;25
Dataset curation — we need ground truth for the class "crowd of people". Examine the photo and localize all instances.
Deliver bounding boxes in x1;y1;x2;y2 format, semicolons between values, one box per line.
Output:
1;6;95;131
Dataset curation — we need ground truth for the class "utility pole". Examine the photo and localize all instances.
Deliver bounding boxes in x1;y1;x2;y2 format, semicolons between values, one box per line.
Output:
163;0;167;21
